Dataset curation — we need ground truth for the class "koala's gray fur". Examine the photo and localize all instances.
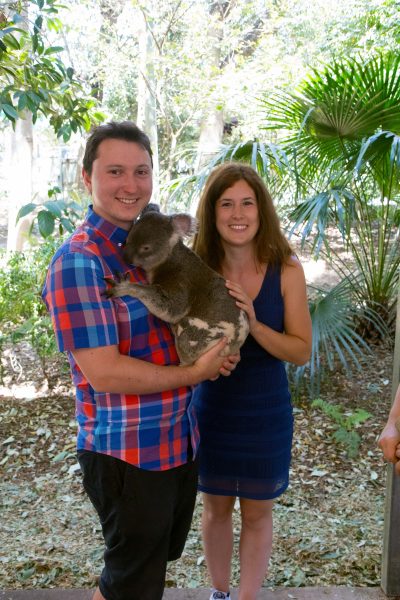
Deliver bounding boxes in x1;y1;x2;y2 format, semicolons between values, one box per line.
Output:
105;205;249;365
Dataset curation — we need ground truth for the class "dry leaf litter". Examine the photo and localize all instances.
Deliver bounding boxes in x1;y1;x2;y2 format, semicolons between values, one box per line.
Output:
0;340;394;591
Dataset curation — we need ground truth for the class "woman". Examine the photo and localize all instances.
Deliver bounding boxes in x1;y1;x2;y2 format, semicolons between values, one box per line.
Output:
192;163;312;600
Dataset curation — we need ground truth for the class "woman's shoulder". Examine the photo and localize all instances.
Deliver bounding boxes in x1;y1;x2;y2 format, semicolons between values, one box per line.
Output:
282;254;304;272
280;255;307;290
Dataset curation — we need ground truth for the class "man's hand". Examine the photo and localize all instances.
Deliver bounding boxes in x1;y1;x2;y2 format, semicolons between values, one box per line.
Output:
378;421;400;475
190;337;230;383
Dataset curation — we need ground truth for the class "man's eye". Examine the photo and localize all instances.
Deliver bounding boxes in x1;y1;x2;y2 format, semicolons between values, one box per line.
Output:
137;169;150;177
109;169;122;175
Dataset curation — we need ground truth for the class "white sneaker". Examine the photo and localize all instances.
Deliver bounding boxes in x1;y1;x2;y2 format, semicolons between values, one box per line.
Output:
209;591;230;600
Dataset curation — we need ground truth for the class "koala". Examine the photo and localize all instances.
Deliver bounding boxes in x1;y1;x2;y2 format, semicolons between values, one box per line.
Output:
104;204;249;365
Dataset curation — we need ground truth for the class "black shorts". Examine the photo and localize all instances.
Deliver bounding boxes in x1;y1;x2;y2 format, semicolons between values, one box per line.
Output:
77;450;198;600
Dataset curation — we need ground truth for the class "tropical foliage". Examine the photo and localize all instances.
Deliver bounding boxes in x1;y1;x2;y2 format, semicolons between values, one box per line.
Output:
263;53;400;390
261;52;400;318
168;52;400;393
0;0;104;140
0;239;62;383
2;0;400;397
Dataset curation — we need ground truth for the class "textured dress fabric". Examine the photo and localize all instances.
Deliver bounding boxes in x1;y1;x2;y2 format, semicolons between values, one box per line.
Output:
192;265;293;500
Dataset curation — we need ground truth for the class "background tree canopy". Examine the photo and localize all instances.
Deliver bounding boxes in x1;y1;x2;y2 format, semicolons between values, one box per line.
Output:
0;0;104;140
1;0;399;395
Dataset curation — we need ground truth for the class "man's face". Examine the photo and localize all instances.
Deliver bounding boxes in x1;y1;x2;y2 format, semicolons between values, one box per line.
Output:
82;138;153;230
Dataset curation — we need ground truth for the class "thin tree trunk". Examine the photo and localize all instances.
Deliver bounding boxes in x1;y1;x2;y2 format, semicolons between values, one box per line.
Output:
6;114;34;252
195;13;224;168
137;9;160;204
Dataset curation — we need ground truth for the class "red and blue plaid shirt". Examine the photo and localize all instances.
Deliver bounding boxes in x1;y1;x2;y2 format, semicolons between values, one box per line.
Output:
42;206;199;471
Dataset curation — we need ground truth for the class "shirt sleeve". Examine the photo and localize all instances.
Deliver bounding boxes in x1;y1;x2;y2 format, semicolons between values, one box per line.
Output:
42;251;119;352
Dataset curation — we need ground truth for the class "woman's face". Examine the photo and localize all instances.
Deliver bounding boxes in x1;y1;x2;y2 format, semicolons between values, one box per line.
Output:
215;179;260;249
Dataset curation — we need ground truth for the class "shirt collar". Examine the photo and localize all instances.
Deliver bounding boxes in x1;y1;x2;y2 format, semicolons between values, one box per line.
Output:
86;205;130;245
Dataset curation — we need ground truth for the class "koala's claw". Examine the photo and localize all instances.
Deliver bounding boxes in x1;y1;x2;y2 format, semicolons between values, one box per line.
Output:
103;272;130;298
103;277;116;298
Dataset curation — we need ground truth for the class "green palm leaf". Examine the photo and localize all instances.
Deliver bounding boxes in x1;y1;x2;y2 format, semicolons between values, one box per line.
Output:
293;278;388;394
165;140;289;211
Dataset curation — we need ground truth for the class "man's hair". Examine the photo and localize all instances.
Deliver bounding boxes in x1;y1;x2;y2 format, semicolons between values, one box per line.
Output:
82;121;153;175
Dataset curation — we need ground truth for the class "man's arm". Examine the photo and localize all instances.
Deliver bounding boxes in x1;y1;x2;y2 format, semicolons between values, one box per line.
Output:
378;384;400;475
72;337;234;394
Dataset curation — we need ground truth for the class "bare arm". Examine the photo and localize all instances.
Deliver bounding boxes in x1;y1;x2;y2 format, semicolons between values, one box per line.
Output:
72;337;234;394
226;257;312;366
378;384;400;475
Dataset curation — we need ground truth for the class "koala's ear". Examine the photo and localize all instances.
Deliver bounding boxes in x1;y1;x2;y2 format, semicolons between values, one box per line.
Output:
141;203;161;217
171;214;198;238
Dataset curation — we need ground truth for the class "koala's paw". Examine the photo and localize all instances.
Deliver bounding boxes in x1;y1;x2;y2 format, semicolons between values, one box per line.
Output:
103;272;130;298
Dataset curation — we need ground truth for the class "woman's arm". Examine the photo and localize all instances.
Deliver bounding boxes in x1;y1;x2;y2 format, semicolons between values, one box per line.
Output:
226;257;312;366
72;337;237;394
378;384;400;474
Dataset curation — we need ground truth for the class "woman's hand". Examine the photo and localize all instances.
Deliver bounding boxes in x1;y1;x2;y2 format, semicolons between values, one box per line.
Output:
225;280;257;329
219;352;240;377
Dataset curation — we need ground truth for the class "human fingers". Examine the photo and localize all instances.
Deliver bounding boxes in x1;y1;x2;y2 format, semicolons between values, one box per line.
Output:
378;437;398;463
225;281;255;321
193;337;228;381
222;353;240;370
396;443;400;459
225;280;249;302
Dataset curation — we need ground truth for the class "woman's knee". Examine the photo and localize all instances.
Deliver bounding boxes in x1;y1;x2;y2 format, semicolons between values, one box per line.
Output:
202;494;235;523
240;499;273;529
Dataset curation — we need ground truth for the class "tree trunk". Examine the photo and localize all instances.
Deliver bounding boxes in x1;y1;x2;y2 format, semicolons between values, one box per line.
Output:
192;7;225;213
6;115;34;252
137;10;160;204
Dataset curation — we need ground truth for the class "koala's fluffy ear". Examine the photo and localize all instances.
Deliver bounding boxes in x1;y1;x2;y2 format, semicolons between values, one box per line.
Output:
141;203;161;217
171;213;198;238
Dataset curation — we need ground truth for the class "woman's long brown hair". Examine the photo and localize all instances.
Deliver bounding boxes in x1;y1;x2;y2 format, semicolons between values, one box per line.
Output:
192;163;292;271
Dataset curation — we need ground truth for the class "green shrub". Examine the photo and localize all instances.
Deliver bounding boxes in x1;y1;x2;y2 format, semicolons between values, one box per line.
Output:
0;239;62;384
311;397;372;458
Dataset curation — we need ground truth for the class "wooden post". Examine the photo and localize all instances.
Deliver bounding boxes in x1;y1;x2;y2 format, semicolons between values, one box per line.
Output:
381;284;400;596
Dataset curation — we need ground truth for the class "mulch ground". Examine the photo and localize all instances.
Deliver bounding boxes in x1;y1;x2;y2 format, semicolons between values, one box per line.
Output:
0;339;395;590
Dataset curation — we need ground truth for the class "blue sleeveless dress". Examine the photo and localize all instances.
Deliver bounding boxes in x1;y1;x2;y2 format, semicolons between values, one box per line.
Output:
192;265;293;500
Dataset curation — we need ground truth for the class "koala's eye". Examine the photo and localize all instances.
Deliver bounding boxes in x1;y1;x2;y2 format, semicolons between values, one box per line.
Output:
140;244;152;253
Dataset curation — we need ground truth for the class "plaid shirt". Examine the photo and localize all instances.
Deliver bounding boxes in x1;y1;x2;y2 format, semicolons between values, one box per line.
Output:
42;206;199;471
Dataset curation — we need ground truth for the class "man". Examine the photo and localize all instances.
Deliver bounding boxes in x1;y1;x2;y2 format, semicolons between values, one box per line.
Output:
43;121;237;600
379;383;400;475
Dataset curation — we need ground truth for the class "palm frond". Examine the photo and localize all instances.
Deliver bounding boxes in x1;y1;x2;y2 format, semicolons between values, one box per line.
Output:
287;187;355;255
292;277;388;395
164;140;290;212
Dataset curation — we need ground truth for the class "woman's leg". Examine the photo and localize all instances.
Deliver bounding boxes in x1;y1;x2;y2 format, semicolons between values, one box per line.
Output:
202;493;236;593
238;498;274;600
